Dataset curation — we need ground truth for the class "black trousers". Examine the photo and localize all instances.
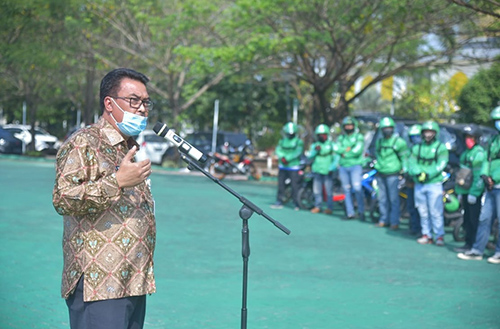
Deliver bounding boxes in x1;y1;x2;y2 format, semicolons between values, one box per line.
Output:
66;275;146;329
463;195;482;247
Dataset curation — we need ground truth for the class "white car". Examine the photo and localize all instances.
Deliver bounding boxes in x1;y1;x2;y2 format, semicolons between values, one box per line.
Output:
135;129;175;165
2;124;62;154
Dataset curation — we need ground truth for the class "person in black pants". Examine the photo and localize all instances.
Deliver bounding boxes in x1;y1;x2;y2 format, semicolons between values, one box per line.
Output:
454;124;486;252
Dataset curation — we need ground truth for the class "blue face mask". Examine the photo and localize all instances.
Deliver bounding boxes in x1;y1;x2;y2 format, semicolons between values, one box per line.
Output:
410;135;422;145
111;98;147;137
495;121;500;132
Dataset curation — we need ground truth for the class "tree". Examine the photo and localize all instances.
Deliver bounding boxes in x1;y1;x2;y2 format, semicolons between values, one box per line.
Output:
457;61;500;124
225;0;495;126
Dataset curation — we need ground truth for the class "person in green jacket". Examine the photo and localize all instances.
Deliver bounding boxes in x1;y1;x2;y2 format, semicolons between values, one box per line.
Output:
271;122;304;210
308;124;338;214
458;106;500;264
373;117;409;230
453;124;486;253
406;124;422;236
408;121;449;246
335;116;366;221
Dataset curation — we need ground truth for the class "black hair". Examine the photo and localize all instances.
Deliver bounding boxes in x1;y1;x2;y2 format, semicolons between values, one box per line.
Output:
99;68;150;111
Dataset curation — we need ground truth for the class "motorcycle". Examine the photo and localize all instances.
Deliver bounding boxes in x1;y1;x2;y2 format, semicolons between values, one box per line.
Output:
207;140;261;180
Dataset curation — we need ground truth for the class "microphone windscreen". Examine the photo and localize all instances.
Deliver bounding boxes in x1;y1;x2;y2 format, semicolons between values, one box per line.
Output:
153;122;167;137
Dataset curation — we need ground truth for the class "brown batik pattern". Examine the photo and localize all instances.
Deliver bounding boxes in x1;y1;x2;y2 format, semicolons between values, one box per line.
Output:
53;117;156;302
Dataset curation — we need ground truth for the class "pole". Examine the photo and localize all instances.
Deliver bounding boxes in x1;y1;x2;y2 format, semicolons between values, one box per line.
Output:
212;99;219;154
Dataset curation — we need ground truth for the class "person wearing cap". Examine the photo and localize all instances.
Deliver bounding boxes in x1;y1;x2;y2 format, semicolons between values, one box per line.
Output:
308;124;338;214
406;124;422;236
335;116;366;220
373;117;409;230
453;124;486;253
271;122;304;210
458;106;500;264
408;121;449;246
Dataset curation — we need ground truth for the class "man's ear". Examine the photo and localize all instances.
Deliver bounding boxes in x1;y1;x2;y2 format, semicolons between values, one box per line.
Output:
103;96;113;113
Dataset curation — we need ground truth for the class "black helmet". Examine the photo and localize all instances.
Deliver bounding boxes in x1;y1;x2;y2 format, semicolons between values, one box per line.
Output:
462;124;481;138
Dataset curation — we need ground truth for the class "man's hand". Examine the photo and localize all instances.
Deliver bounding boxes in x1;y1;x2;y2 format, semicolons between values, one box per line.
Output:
481;175;494;191
281;157;288;165
115;146;152;188
315;145;321;152
467;194;477;205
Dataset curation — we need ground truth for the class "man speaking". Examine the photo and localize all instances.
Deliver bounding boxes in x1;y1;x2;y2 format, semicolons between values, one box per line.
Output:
52;68;156;329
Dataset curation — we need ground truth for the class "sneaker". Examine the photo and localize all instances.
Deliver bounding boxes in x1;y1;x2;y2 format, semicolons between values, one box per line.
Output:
453;245;471;253
389;225;399;231
310;207;321;214
487;253;500;264
323;209;333;215
294;206;300;211
417;235;433;244
457;250;483;261
375;222;387;227
270;202;283;209
435;237;445;246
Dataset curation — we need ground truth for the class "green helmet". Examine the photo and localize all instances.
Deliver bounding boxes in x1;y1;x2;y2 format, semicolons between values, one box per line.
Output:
444;193;460;213
408;124;422;136
491;106;500;120
342;116;356;126
315;124;329;135
282;122;298;135
379;117;395;129
421;121;439;134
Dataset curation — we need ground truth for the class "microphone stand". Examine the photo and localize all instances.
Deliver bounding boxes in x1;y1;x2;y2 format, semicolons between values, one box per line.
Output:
179;153;291;329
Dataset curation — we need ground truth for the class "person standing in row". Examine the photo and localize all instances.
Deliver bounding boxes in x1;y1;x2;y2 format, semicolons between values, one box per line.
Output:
453;124;485;253
52;68;156;329
308;124;338;215
458;106;500;264
408;121;449;246
271;122;304;210
406;124;422;236
335;116;366;221
373;117;409;230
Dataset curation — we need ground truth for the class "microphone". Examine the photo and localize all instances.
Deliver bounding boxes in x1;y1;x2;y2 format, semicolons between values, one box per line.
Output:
153;122;208;163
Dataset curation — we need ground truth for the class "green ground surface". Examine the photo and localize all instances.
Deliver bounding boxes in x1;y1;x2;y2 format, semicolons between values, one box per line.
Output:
0;157;499;329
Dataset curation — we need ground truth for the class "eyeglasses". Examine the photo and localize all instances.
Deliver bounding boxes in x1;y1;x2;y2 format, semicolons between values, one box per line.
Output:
111;96;154;111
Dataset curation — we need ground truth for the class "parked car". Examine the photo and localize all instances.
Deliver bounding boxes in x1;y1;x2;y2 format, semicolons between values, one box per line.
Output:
184;131;249;155
135;129;175;165
2;124;61;154
0;127;23;154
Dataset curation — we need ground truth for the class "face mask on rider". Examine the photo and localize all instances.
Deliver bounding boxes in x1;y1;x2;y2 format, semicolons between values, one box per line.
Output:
410;135;422;145
465;136;476;149
382;127;393;138
110;98;148;137
317;134;328;142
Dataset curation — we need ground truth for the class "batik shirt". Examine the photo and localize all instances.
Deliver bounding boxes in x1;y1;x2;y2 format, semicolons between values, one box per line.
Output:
52;117;156;302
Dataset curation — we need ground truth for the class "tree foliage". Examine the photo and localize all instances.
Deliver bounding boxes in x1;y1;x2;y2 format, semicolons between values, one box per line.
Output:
457;61;500;124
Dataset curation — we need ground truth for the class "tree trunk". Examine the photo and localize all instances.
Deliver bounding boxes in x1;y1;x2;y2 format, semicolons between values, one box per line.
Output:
83;58;97;125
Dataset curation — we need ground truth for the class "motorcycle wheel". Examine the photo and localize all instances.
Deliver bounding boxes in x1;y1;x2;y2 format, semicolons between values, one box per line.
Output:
209;162;226;180
453;217;466;242
297;186;315;210
281;184;292;204
369;197;380;223
248;163;261;181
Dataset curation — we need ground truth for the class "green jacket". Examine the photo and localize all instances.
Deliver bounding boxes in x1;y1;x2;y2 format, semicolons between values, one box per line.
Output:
482;135;500;184
455;144;486;197
308;140;338;175
334;132;365;167
408;140;449;184
374;135;409;175
275;136;304;169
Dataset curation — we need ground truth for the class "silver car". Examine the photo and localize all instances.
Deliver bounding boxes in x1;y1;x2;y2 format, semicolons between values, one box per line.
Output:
135;129;174;165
